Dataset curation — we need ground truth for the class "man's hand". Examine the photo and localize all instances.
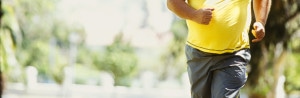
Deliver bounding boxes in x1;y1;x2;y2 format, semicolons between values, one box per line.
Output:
251;22;265;42
191;8;214;25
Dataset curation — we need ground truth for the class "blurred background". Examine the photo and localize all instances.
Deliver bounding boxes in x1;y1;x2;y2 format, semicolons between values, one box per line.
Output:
0;0;300;98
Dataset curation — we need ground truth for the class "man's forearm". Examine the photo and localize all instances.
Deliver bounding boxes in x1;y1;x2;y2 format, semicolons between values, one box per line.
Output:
253;0;271;25
167;0;195;20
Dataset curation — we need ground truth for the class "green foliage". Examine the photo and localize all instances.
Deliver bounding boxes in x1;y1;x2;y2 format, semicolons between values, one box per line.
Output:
0;3;21;73
74;64;101;85
0;30;13;72
16;40;67;84
21;41;50;74
285;53;300;93
159;19;187;80
171;20;188;42
76;46;97;67
1;0;83;84
247;77;270;98
169;19;187;58
98;33;138;86
0;4;23;83
48;44;68;84
51;64;65;85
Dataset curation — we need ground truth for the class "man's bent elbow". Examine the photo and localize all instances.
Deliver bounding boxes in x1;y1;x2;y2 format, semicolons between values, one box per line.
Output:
167;0;174;11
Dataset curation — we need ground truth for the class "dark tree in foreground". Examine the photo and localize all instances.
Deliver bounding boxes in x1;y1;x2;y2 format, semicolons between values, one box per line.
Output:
247;0;300;97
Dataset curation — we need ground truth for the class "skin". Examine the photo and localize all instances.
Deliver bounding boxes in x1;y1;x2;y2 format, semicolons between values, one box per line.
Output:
167;0;271;42
252;0;272;42
166;0;214;25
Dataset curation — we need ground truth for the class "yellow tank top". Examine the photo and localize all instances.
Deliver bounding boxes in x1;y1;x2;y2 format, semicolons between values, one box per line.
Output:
186;0;252;54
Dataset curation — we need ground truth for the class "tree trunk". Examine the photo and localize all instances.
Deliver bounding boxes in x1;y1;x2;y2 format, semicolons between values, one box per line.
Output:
0;72;3;97
269;44;287;98
249;94;266;98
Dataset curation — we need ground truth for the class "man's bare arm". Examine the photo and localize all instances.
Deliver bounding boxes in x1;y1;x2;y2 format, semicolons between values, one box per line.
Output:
253;0;271;25
167;0;214;25
167;0;195;20
252;0;271;42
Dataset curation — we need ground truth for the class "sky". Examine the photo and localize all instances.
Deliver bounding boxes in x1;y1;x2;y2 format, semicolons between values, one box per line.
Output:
57;0;175;48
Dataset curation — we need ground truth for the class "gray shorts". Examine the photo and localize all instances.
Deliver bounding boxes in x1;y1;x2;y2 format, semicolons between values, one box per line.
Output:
185;45;251;98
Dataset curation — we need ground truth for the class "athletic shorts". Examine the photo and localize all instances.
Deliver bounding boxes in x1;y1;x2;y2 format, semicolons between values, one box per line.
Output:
185;45;251;98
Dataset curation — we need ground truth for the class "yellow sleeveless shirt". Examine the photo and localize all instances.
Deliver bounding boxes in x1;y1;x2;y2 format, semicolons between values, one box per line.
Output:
186;0;252;54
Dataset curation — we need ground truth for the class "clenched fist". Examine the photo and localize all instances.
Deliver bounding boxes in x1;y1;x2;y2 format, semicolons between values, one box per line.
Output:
251;22;265;42
191;8;214;25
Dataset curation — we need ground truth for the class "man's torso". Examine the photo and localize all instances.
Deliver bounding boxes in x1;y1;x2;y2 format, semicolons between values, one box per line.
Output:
186;0;252;54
